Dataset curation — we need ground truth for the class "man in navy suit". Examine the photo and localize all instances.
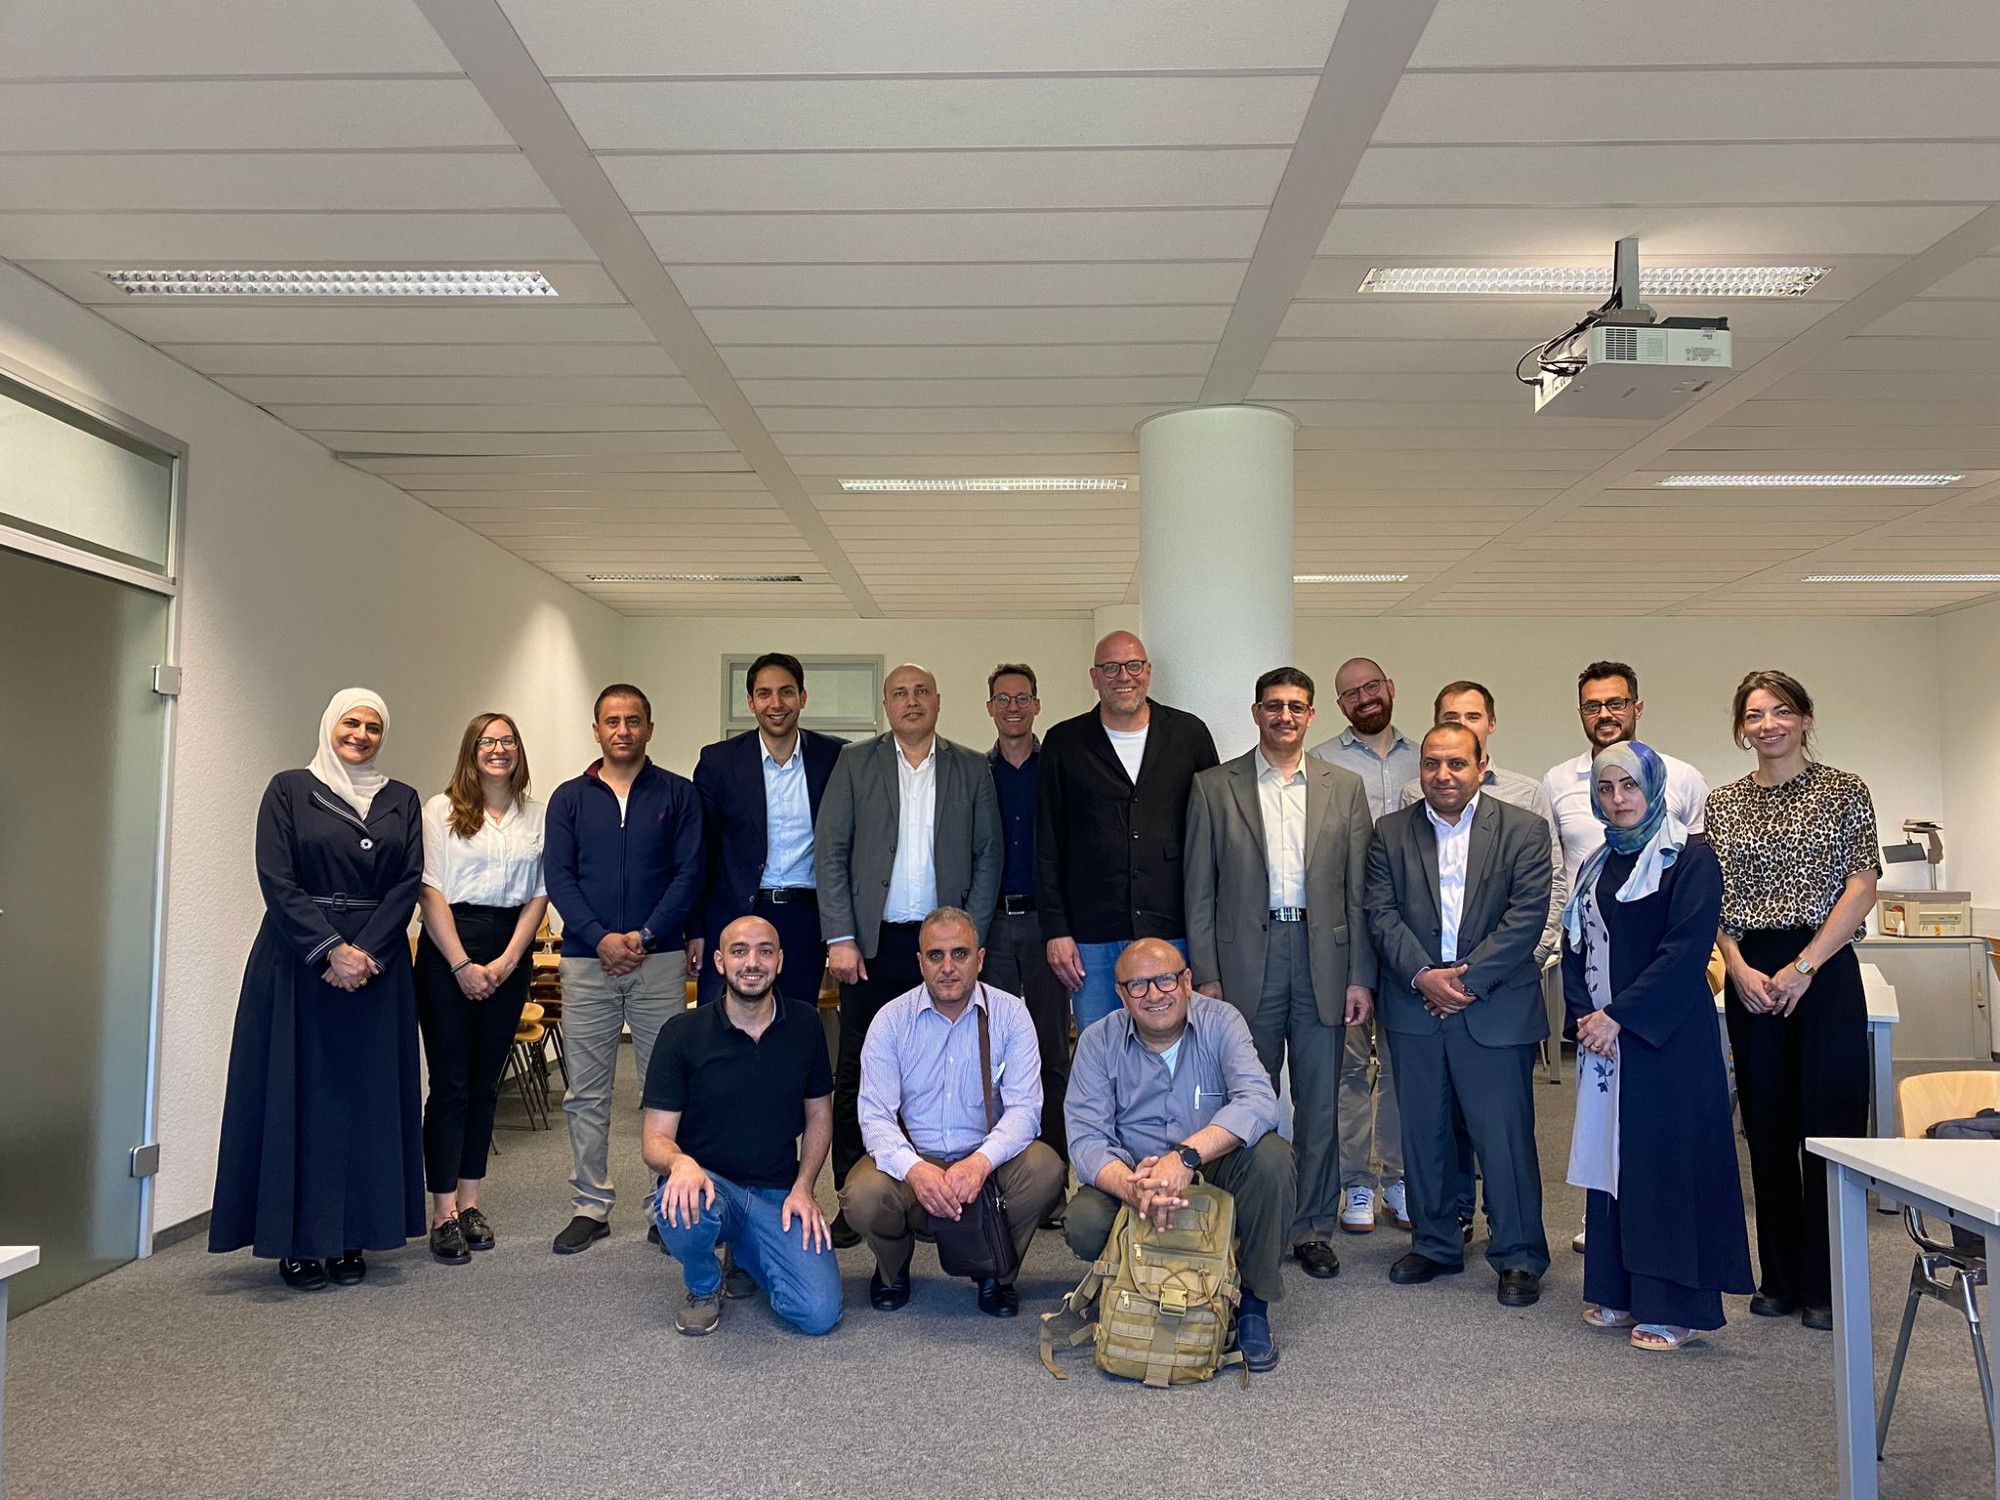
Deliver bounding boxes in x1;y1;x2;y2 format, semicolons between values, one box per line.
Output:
689;653;845;1006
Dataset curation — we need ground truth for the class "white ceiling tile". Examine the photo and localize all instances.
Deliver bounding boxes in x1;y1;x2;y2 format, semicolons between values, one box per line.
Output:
695;305;1231;345
0;212;592;263
760;406;1164;433
1320;205;1982;258
1377;69;2000;145
555;76;1317;151
1248;372;1524;403
722;344;1213;379
738;376;1200;406
0;153;557;213
0;80;511;151
305;430;737;454
642;209;1266;264
506;0;1345;74
275;404;722;432
351;452;756;474
219;375;700;406
103;305;655;344
1717;400;2000;427
1865;301;2000;338
1829;338;2000;372
1760;370;2000;404
160;343;680;377
1916;258;2000;299
1277;299;1832;341
1;0;462;75
775;432;1136;457
671;261;1245;308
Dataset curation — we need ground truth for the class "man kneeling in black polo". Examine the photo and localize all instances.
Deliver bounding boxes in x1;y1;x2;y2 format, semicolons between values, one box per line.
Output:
643;915;842;1336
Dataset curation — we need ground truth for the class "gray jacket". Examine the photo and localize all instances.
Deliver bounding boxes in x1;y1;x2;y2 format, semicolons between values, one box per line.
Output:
814;732;1002;958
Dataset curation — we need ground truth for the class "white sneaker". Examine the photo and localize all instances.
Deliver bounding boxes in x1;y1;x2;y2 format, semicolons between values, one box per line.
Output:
1340;1185;1377;1234
1383;1180;1413;1231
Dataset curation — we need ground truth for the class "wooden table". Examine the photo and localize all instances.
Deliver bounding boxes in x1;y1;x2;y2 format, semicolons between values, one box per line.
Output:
1807;1139;2000;1500
0;1246;41;1499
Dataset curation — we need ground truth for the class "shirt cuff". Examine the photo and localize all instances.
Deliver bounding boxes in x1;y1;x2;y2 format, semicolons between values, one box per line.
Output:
974;1129;1026;1172
878;1142;920;1181
828;934;855;947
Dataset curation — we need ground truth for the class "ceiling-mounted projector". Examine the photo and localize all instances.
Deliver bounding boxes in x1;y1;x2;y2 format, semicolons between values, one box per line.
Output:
1523;237;1732;419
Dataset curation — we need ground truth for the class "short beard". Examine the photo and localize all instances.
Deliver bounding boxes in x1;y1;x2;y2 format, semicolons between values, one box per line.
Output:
1346;703;1392;736
724;973;775;1004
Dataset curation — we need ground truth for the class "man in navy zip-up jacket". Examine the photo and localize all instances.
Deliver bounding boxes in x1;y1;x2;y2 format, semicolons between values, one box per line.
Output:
544;683;703;1255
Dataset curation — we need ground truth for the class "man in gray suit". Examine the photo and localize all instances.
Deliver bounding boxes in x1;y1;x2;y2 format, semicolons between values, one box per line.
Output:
1185;667;1377;1283
816;662;1003;1244
1363;722;1553;1307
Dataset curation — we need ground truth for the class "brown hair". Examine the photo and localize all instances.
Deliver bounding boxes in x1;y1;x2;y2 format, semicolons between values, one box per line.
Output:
1432;679;1495;720
988;662;1038;696
1730;669;1816;755
445;712;532;839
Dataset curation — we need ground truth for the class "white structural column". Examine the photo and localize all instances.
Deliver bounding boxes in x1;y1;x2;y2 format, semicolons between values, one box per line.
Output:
1137;405;1295;758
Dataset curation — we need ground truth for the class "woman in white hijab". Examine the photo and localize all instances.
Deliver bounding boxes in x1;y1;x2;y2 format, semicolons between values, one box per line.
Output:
209;689;428;1291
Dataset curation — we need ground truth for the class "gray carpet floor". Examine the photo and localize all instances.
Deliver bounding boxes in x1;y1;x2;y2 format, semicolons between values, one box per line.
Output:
6;1048;1994;1500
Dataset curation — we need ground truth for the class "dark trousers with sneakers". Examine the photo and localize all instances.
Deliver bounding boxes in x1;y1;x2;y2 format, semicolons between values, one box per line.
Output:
1723;929;1868;1310
414;905;529;1194
1387;1015;1549;1276
652;1172;842;1335
1584;1188;1724;1331
842;1144;1065;1284
831;921;924;1189
1065;1132;1297;1303
1239;920;1342;1245
979;905;1072;1162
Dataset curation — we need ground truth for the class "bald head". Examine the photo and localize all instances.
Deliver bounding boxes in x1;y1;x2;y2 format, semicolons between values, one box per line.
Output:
1115;938;1192;1045
883;661;940;745
1089;631;1152;722
1332;656;1394;734
713;914;783;1002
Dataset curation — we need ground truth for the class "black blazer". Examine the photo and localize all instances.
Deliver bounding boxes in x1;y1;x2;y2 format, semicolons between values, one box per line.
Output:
1034;699;1219;945
690;727;844;941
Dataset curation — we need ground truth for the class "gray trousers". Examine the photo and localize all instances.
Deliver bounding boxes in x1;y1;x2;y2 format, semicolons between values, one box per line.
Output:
1240;921;1343;1243
559;954;683;1219
1338;1016;1403;1189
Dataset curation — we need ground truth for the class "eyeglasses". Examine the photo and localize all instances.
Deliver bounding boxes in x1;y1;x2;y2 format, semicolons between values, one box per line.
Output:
1335;677;1386;706
988;692;1037;708
1579;697;1634;717
475;736;518;750
1117;967;1188;1000
1256;700;1313;718
1093;659;1149;677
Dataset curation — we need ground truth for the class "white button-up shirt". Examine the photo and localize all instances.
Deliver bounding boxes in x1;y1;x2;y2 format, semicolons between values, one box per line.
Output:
759;737;816;889
1424;792;1481;964
421;792;547;907
1254;749;1307;909
883;739;939;923
1542;748;1710;884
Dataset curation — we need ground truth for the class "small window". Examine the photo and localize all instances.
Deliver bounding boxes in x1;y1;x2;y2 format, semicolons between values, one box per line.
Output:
0;374;176;576
722;655;883;738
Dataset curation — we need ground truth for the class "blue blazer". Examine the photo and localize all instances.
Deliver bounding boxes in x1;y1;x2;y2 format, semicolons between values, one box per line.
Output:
691;727;844;941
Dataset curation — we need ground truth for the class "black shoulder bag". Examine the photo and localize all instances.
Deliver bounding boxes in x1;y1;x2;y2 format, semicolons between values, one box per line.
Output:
927;991;1022;1282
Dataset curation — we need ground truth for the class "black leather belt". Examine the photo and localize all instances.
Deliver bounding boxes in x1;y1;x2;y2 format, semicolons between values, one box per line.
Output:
758;887;817;906
313;894;380;913
1269;907;1307;923
1000;894;1035;916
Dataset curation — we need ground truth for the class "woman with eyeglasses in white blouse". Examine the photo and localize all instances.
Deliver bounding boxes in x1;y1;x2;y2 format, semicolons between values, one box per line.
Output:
415;712;549;1263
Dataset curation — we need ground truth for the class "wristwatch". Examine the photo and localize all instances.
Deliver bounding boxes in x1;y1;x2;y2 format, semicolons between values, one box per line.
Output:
1793;956;1817;976
1175;1144;1202;1173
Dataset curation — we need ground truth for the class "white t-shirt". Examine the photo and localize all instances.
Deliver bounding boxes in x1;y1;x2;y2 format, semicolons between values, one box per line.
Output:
1105;724;1148;782
420;793;548;907
1159;1035;1185;1075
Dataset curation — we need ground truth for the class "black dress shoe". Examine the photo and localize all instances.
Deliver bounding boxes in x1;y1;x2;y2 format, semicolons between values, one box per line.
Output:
1497;1269;1542;1307
1389;1251;1464;1285
553;1215;609;1255
278;1257;328;1291
327;1251;367;1286
976;1277;1021;1318
1801;1304;1834;1331
1292;1240;1341;1279
429;1218;471;1265
868;1264;912;1311
1040;1208;1067;1231
1749;1291;1798;1318
646;1222;661;1247
457;1206;495;1252
829;1212;863;1250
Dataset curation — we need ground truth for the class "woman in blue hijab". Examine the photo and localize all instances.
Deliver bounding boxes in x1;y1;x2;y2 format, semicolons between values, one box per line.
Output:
1561;741;1752;1349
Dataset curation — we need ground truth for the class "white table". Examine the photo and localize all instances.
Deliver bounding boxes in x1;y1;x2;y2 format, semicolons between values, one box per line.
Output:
1807;1139;2000;1500
0;1246;40;1500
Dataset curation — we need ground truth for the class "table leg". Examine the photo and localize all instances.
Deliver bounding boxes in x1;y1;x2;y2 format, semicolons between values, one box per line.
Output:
1829;1160;1879;1500
1986;1229;1999;1500
1;1276;9;1500
1868;1020;1893;1137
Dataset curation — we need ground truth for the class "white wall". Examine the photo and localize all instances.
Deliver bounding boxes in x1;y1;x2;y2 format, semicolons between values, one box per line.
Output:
1938;595;2000;921
0;262;624;1231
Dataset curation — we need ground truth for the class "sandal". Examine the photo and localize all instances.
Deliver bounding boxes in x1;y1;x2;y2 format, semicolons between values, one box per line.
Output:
1582;1305;1635;1329
1631;1323;1695;1350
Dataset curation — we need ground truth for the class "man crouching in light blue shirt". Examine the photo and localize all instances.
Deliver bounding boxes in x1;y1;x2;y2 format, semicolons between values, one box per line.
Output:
1062;937;1295;1372
841;906;1066;1319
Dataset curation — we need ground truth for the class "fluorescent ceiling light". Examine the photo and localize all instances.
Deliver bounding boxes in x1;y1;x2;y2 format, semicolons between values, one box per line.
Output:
1803;573;2000;584
585;572;803;583
1294;573;1410;584
838;477;1129;493
1358;266;1829;297
101;268;558;297
1659;473;1961;488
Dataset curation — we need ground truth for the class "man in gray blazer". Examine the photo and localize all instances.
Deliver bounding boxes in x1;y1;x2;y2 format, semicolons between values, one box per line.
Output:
1363;722;1553;1307
1185;667;1377;1282
815;662;1002;1243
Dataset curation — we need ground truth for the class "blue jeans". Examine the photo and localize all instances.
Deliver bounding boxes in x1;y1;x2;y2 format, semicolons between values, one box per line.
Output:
1071;938;1188;1034
652;1173;842;1336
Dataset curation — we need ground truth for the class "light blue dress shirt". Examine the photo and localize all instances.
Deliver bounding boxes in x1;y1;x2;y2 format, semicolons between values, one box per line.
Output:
759;738;816;889
858;983;1043;1180
1308;725;1419;822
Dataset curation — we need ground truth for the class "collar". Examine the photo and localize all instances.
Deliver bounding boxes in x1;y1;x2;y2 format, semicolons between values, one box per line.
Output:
1339;725;1412;758
1424;790;1483;834
759;734;803;770
987;736;1039;767
917;982;988;1020
892;735;938;768
716;993;786;1035
1115;992;1208;1052
584;756;653;783
1253;748;1306;785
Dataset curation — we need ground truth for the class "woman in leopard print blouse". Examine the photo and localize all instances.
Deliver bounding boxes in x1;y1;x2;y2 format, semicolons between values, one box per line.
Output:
1704;670;1879;1332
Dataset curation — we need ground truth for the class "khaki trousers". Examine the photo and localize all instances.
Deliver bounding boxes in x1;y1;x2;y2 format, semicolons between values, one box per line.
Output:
841;1143;1066;1284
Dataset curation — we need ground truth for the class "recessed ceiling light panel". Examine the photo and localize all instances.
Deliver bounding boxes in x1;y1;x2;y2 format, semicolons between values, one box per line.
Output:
102;268;558;297
837;477;1129;493
1294;573;1410;584
1359;266;1829;297
1803;573;2000;583
585;572;804;583
1659;473;1961;488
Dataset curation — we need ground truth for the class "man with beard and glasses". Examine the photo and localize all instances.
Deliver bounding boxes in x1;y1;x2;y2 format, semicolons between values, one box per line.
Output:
642;916;840;1338
1307;656;1418;1237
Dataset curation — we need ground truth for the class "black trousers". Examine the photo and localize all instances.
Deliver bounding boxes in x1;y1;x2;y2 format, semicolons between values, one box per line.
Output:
414;904;529;1194
978;906;1071;1163
696;888;826;1007
1723;929;1868;1308
831;920;924;1189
